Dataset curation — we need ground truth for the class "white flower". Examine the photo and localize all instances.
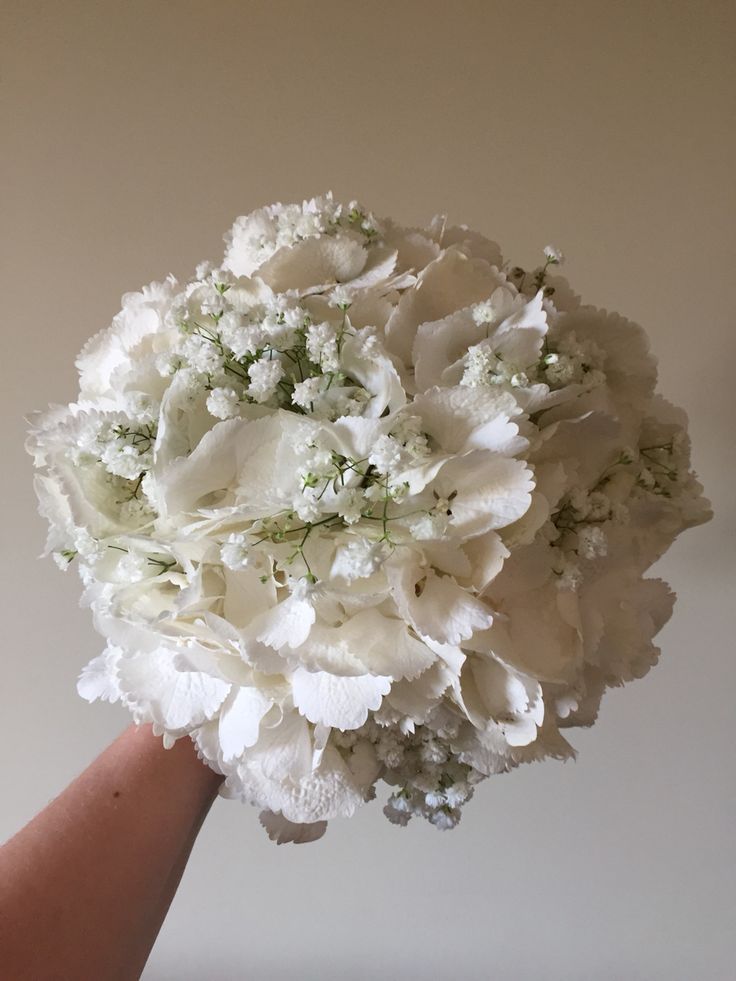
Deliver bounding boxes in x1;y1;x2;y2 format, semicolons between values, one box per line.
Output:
294;486;322;523
471;299;495;325
247;357;284;402
331;537;388;581
206;387;241;420
428;808;461;830
74;528;105;562
116;551;149;583
305;322;339;371
334;487;364;524
543;244;564;264
181;334;224;375
368;434;404;474
156;352;184;377
291;376;325;410
407;509;450;541
460;345;495;387
577;524;608;560
328;284;354;309
221;532;252;571
100;442;149;480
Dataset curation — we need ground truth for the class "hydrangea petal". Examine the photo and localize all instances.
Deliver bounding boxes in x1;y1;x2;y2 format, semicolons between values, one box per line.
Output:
291;668;391;730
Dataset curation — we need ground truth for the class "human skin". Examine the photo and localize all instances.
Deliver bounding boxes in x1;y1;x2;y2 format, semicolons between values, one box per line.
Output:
0;724;223;980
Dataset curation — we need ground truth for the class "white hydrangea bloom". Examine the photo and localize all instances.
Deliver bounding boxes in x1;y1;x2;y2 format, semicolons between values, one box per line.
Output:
28;192;710;845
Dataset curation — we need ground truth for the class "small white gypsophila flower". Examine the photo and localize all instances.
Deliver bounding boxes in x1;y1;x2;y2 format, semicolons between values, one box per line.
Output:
334;487;365;525
222;318;266;360
428;808;461;831
72;528;105;561
577;524;608;560
420;738;449;764
261;310;300;350
329;389;370;419
305;322;339;371
471;299;495;325
328;284;354;309
387;792;415;814
424;790;446;809
206;387;241;420
384;797;414;826
543;244;564;264
291;376;325;410
368;434;404;474
353;326;381;359
544;356;577;386
558;331;605;370
155;352;184;377
408;511;450;541
180;334;225;376
586;491;612;522
53;550;76;571
301;440;333;477
220;533;252;571
116;551;149;583
100;442;150;480
460;345;495;387
391;415;431;462
332;536;388;581
444;782;470;807
294;486;322;523
247;357;283;402
122;393;159;422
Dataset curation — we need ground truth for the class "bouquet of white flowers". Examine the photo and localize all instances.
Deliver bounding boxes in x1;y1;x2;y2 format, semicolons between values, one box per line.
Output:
27;193;710;843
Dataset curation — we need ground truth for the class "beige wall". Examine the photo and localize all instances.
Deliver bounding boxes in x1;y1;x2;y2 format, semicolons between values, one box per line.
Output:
2;2;734;978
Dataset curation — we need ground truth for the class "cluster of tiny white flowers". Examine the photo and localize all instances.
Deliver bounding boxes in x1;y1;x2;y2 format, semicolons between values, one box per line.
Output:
247;358;284;402
206;386;241;420
220;532;253;571
543;332;606;389
305;322;340;371
225;192;381;274
332;537;388;581
342;721;479;830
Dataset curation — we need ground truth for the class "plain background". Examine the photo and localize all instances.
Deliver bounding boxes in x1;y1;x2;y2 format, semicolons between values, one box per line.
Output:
1;2;734;978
